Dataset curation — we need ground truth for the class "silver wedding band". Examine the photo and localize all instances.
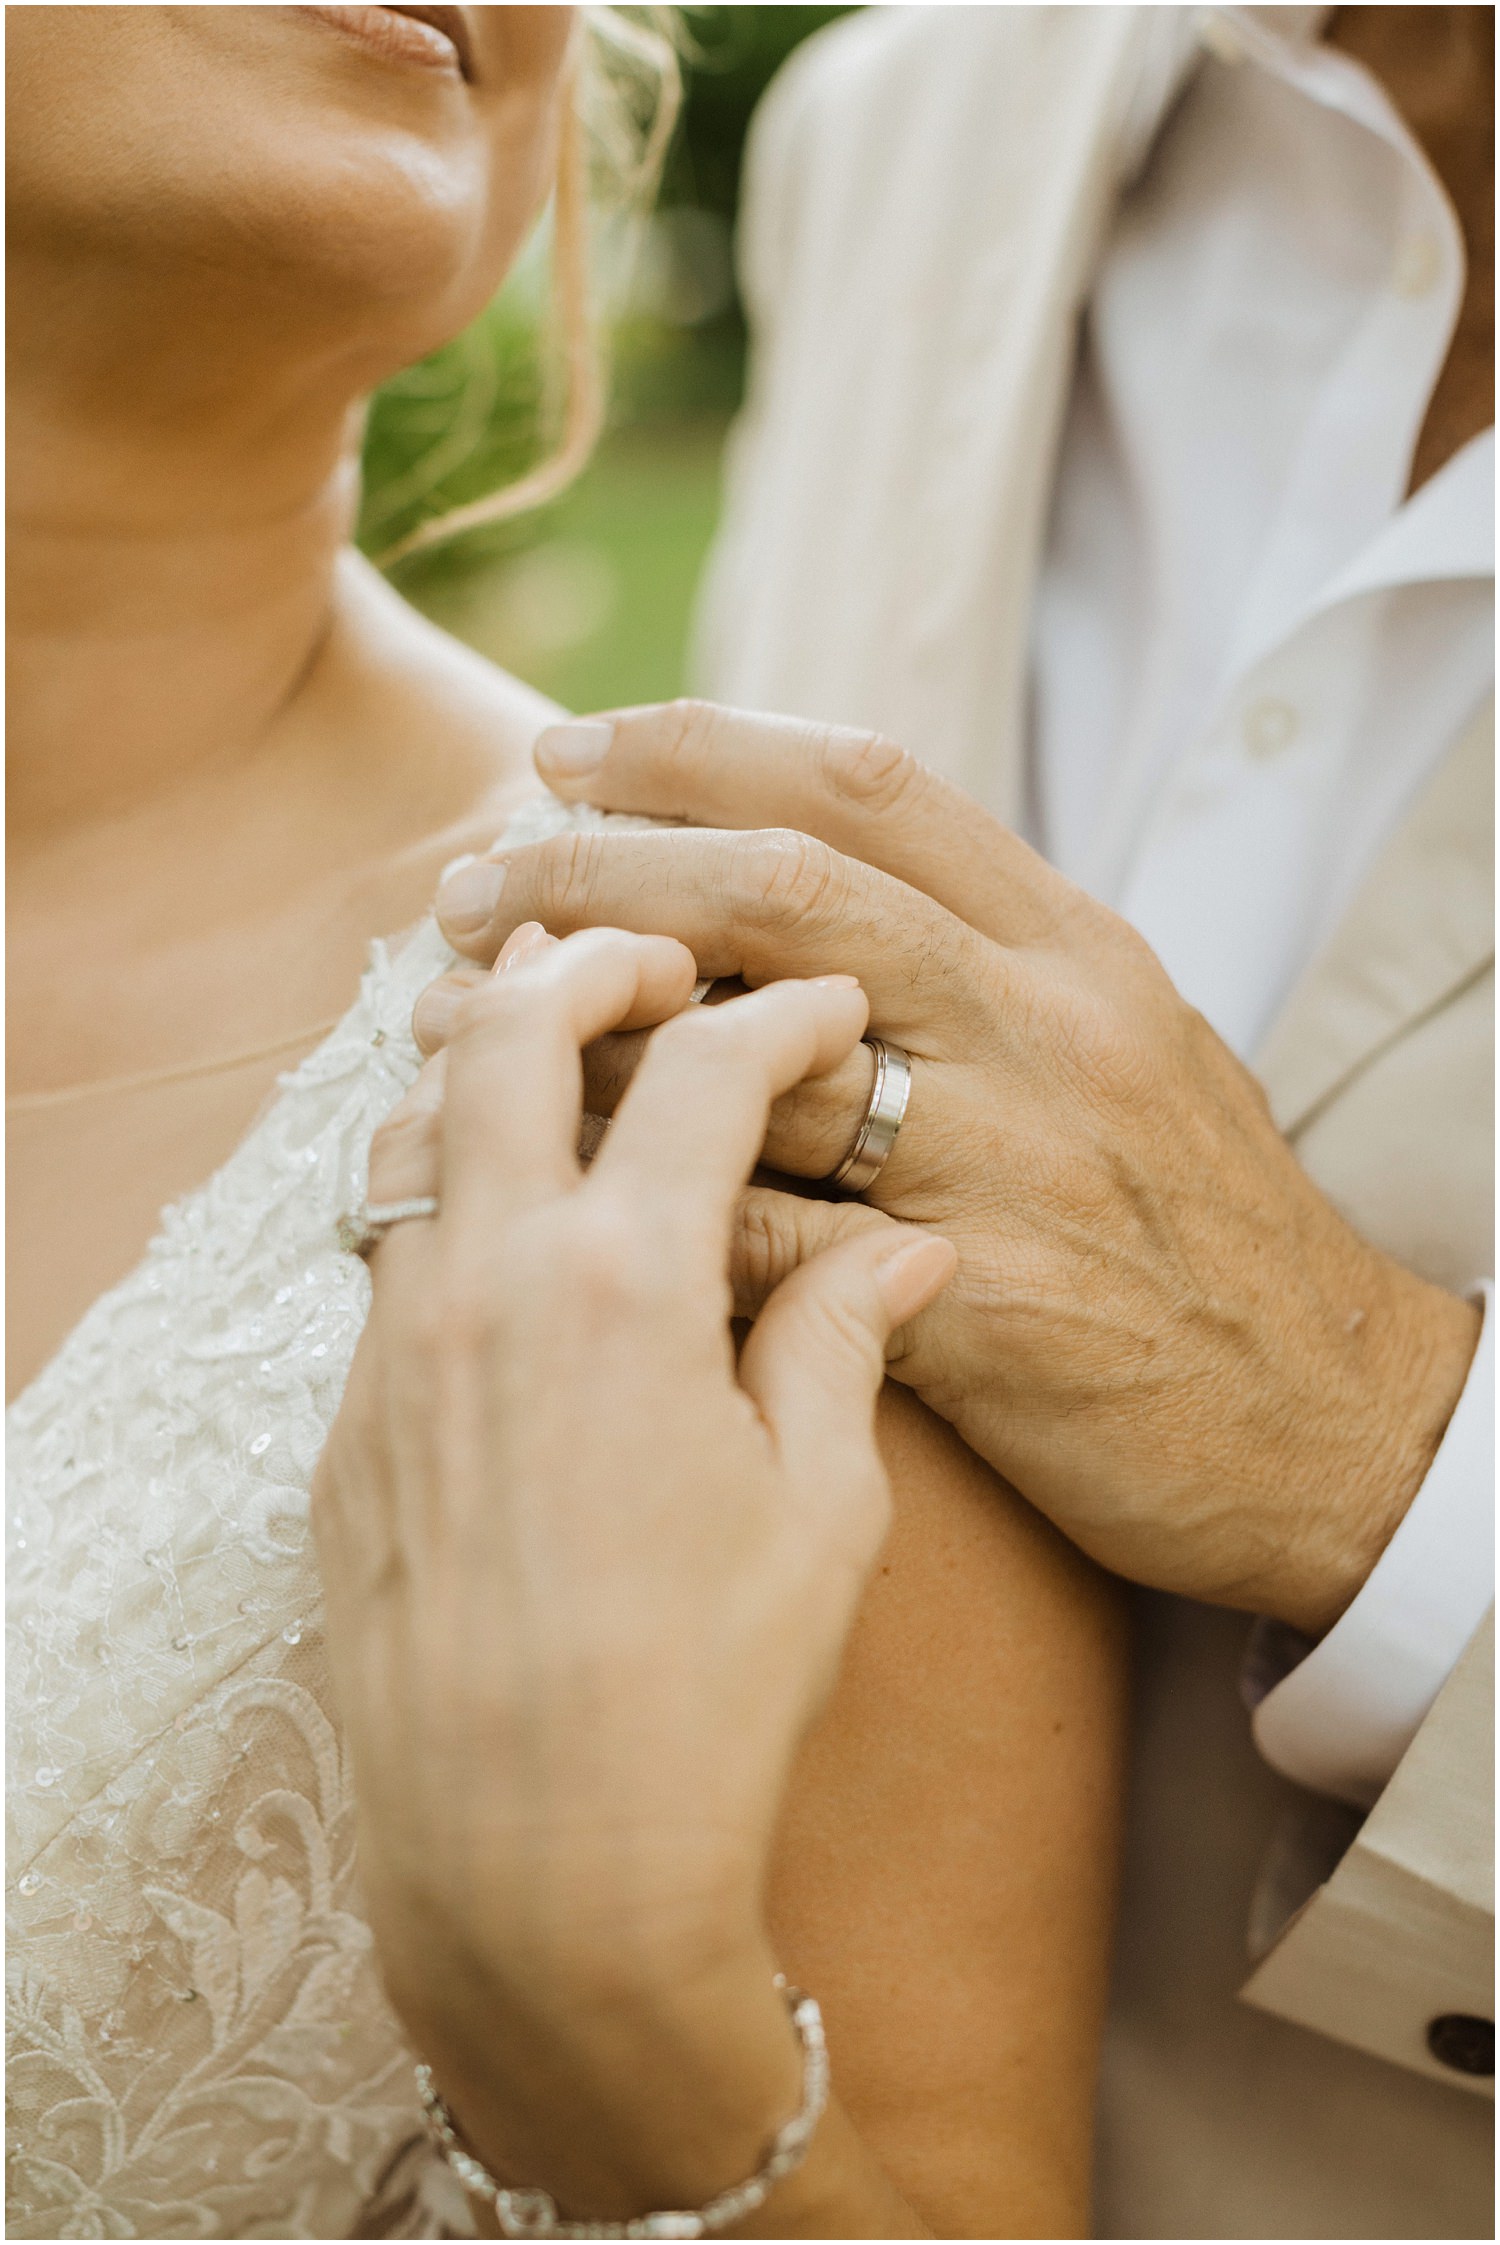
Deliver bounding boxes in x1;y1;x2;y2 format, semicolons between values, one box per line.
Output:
829;1037;912;1195
336;1196;441;1261
338;1033;909;1245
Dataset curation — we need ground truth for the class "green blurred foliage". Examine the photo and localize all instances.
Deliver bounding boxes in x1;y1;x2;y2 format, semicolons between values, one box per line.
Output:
662;7;852;229
358;300;546;574
413;420;729;714
358;7;853;709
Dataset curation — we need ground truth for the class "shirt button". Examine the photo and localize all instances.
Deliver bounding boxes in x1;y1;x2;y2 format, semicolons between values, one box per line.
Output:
1240;697;1299;759
1392;232;1443;298
1427;2014;1494;2077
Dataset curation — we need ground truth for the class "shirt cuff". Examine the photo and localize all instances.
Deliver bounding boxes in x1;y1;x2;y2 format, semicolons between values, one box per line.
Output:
1252;1281;1494;1810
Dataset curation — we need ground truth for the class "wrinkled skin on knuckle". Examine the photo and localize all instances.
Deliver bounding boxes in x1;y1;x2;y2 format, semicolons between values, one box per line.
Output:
1014;931;1259;1271
531;827;607;929
658;696;721;784
1052;952;1271;1219
735;828;842;931
1041;974;1171;1120
730;1191;799;1305
958;1229;1079;1369
1074;906;1216;1078
1085;895;1161;970
821;727;926;819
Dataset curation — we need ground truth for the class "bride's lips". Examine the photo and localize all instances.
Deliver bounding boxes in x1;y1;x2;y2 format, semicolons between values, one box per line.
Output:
292;5;475;81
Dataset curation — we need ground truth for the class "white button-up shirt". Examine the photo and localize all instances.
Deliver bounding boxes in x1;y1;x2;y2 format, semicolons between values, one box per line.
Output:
1028;7;1494;1809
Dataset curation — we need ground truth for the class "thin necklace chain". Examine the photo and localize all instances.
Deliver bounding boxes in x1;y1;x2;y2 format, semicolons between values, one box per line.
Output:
8;885;445;1115
6;1016;347;1114
8;820;479;1116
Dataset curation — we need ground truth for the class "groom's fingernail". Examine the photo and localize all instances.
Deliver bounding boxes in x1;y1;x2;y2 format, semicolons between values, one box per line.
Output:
437;857;507;933
535;720;614;779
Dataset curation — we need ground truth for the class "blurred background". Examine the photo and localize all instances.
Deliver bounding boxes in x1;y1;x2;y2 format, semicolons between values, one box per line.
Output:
358;6;852;713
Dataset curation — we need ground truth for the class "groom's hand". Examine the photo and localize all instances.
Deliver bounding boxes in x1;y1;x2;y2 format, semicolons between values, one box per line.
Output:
429;701;1481;1636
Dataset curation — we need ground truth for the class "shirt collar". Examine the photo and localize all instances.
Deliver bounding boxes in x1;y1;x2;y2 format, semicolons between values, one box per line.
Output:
1318;427;1496;610
1196;5;1478;660
1121;6;1330;178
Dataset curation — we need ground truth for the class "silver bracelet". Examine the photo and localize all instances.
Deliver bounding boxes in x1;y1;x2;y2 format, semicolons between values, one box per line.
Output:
415;1976;829;2240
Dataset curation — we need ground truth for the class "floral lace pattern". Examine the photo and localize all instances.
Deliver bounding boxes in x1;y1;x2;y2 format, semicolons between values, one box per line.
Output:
7;798;629;2240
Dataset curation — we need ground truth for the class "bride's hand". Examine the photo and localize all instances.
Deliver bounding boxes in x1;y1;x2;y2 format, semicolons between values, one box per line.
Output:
312;924;955;2223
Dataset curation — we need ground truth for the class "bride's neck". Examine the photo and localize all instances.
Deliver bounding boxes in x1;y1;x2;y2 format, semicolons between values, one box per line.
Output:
7;271;366;853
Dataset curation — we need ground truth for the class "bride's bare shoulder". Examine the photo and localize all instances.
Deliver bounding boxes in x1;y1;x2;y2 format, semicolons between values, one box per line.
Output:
331;548;561;830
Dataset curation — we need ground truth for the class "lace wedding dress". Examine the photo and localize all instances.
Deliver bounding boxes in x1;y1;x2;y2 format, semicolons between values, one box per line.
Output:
7;798;613;2240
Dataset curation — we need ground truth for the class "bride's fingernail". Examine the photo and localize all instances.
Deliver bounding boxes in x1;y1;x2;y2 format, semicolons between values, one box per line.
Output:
535;720;614;779
496;922;550;975
876;1234;957;1323
412;980;466;1050
437;857;506;933
811;974;861;989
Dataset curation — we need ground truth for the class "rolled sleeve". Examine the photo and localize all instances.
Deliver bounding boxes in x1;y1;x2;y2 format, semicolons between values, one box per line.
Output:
1253;1283;1495;1809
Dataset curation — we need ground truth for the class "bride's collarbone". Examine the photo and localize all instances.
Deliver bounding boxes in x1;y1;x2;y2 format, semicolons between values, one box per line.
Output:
7;611;551;1398
6;869;406;1403
9;589;549;1097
